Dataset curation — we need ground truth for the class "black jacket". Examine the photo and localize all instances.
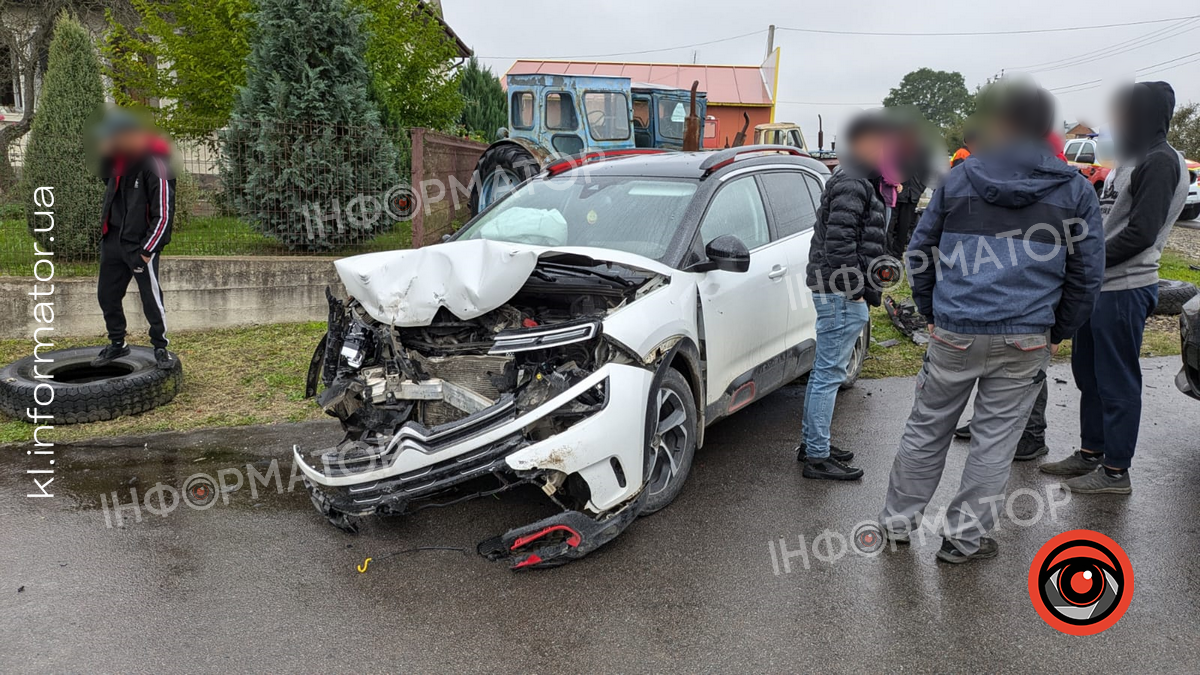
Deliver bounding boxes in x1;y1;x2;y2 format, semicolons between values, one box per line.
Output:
806;170;889;306
1105;81;1185;269
100;146;176;259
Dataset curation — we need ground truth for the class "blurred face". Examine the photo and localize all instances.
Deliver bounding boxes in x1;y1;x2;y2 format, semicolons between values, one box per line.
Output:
106;129;151;157
850;131;887;169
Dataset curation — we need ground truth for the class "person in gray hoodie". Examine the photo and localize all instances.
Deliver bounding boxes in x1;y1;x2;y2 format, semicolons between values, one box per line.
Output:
1040;81;1190;494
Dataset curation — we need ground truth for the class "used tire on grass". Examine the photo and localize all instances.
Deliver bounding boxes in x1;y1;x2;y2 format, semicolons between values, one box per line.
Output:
0;346;183;424
1155;279;1200;316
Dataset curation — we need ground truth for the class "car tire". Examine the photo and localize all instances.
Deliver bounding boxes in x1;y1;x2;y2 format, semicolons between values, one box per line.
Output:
1155;279;1199;316
840;323;871;390
0;346;182;424
468;143;540;216
639;368;698;516
1180;204;1200;222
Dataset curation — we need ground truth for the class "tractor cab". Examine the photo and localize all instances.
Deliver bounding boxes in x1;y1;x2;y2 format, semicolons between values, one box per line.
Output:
630;83;708;151
468;74;707;215
504;74;638;159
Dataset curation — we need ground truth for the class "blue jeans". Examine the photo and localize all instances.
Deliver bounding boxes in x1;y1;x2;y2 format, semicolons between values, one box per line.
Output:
1072;285;1158;469
802;293;870;459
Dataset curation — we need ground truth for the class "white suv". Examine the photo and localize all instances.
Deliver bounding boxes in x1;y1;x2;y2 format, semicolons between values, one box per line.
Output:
296;147;868;569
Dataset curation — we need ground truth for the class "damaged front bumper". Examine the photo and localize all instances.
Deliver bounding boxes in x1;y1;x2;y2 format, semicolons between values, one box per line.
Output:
296;363;654;562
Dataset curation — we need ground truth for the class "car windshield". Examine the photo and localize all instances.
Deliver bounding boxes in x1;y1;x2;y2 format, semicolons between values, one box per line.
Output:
456;176;698;261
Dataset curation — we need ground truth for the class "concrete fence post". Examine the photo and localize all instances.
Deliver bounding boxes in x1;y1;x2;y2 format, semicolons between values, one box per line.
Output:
411;127;426;248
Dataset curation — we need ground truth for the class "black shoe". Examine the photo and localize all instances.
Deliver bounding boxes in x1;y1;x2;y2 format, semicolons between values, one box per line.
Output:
935;537;998;564
1013;438;1049;462
154;348;174;370
802;457;864;481
91;342;130;367
954;422;972;440
796;443;855;463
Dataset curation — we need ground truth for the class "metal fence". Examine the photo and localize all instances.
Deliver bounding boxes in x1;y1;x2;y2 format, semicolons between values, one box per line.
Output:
0;122;488;276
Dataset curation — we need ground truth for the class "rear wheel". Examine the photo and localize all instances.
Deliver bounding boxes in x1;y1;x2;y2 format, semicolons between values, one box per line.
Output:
840;323;871;390
1179;204;1200;222
468;143;540;216
640;369;697;515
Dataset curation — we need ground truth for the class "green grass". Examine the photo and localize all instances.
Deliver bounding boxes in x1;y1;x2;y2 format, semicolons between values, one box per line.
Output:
0;322;328;444
857;245;1199;380
1160;250;1200;285
0;214;414;277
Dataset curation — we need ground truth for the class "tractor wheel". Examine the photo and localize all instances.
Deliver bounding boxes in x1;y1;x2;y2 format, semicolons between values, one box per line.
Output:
468;143;540;216
0;346;183;424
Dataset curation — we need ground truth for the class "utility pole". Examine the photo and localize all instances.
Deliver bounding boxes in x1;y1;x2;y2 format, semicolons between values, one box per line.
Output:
766;24;776;59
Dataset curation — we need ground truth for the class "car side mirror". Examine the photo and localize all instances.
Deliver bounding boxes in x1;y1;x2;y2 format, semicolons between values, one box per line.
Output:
1076;151;1096;164
693;235;750;273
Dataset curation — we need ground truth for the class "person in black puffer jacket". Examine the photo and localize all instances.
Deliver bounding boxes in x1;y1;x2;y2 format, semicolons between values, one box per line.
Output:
798;112;899;482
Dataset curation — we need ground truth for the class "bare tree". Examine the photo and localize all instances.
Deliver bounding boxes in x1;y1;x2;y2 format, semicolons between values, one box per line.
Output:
0;0;132;195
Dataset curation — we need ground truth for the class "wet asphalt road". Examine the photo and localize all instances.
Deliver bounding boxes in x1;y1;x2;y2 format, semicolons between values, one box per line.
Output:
2;357;1198;673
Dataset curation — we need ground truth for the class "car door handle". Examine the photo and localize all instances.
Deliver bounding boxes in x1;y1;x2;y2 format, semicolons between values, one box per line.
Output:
768;265;788;280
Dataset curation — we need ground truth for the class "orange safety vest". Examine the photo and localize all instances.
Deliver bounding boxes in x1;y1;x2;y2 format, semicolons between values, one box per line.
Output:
950;147;971;167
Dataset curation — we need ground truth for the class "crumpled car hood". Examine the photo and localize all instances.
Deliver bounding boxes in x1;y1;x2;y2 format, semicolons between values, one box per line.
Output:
334;240;539;326
335;240;674;327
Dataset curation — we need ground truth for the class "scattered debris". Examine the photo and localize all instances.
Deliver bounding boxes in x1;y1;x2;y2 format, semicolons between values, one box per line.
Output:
884;295;930;345
875;338;900;349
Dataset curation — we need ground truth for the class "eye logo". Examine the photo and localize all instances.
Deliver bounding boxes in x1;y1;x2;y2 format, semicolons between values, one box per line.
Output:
1028;530;1133;635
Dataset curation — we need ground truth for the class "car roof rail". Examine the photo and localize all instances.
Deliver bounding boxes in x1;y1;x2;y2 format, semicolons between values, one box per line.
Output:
544;149;669;177
699;144;809;176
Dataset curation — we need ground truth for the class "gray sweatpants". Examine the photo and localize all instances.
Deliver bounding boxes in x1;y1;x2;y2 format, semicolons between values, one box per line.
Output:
880;327;1050;555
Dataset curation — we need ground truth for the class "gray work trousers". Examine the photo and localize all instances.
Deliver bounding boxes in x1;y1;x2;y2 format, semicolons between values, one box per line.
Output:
880;327;1050;555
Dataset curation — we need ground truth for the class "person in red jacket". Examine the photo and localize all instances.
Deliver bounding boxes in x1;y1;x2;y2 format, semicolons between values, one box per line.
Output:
91;110;176;370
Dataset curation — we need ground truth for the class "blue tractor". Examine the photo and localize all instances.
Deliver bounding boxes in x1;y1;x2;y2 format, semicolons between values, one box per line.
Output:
468;74;707;215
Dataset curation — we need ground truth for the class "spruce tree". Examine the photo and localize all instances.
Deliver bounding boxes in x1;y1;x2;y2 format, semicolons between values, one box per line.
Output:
458;57;507;141
23;12;106;259
221;0;400;250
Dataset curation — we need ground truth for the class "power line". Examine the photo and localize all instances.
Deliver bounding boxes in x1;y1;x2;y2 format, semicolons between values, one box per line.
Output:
1134;49;1200;73
1047;47;1200;96
775;14;1200;37
476;29;764;61
1012;18;1200;73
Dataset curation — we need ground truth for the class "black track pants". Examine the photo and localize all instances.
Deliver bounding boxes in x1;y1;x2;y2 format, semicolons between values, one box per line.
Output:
97;236;168;349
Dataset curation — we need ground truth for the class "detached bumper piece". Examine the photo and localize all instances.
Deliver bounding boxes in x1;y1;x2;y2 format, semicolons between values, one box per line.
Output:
478;498;642;571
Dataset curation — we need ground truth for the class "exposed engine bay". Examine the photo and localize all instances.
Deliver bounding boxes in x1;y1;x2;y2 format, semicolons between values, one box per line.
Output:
299;246;669;568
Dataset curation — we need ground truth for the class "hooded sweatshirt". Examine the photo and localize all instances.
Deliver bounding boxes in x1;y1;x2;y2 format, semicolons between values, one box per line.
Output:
1099;81;1189;291
908;141;1104;342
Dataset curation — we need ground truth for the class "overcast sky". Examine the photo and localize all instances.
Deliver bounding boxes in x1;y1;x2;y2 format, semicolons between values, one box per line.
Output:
443;0;1200;142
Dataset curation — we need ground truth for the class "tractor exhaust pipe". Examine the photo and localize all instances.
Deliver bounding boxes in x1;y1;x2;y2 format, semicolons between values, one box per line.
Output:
683;80;701;152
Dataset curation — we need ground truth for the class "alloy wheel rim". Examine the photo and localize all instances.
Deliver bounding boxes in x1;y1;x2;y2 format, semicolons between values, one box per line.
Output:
648;387;688;497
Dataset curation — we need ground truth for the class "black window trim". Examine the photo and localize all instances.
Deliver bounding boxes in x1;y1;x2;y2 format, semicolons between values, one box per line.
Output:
694;173;773;254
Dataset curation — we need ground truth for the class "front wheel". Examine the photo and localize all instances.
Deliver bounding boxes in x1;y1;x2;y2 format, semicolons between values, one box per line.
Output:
640;369;698;516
